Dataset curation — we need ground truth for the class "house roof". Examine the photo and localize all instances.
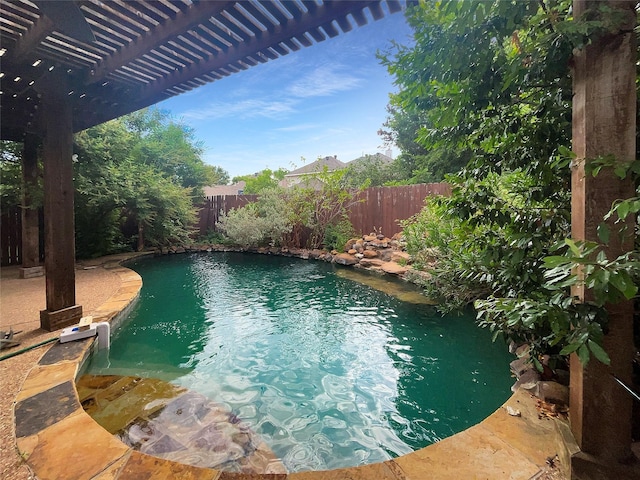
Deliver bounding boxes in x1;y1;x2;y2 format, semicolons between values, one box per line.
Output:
203;181;246;197
346;152;394;166
0;0;408;142
284;155;346;176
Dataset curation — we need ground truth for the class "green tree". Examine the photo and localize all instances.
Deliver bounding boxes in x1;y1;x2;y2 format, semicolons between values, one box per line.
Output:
74;108;215;256
125;108;217;194
205;165;230;185
383;0;638;365
378;104;469;183
232;168;288;194
341;154;400;187
0;141;26;213
379;0;573;183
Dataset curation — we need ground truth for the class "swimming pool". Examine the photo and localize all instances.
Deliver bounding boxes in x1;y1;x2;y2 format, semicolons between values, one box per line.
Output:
82;253;513;472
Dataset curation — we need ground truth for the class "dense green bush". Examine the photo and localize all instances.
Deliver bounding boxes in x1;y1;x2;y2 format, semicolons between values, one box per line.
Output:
403;170;571;309
74;110;206;255
217;188;292;247
323;218;357;252
216;170;362;250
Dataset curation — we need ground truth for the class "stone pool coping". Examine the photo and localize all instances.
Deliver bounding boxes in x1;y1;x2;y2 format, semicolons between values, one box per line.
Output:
13;261;570;480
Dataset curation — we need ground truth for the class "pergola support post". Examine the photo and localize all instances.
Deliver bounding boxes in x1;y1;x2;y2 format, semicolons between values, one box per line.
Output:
38;72;82;331
569;0;637;476
19;133;43;279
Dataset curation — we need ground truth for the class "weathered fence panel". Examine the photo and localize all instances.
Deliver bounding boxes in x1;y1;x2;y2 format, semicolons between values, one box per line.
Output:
1;207;22;266
349;183;451;237
198;183;450;238
198;194;258;235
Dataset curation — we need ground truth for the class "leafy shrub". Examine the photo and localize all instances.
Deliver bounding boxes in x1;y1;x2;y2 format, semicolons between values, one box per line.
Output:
403;170;571;311
323;218;356;251
217;188;292;247
476;158;640;366
198;229;228;245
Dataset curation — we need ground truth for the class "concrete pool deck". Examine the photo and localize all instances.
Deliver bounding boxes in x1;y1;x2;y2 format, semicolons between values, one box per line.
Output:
2;254;569;479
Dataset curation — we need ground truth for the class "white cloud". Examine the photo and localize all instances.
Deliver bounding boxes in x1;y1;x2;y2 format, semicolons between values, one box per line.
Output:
287;64;363;98
273;123;318;132
180;98;296;121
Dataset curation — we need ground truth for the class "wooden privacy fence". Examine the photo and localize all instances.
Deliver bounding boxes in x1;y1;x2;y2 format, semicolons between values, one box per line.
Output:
349;183;451;236
198;183;451;238
198;194;258;235
1;207;22;266
1;184;450;266
0;207;44;266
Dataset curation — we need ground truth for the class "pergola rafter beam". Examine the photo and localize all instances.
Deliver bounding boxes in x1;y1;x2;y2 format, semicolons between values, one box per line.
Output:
8;11;53;60
71;0;379;130
85;0;236;85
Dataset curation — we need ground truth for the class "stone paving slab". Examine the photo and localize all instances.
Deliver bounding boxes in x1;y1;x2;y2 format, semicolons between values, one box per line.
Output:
481;391;557;467
20;409;130;480
15;381;80;438
115;451;218;480
16;362;77;402
288;461;405;479
393;422;540;480
38;337;93;365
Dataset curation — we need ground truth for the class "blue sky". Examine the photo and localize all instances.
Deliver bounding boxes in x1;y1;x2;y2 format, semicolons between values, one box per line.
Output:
158;8;413;180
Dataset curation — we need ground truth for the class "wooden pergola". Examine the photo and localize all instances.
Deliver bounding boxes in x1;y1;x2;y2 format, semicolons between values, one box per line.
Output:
0;0;406;330
0;1;637;478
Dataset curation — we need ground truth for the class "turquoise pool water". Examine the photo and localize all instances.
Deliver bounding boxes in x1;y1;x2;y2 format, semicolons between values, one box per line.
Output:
85;253;513;471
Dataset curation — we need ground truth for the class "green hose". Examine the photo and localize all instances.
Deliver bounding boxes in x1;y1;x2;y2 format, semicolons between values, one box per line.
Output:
0;337;58;362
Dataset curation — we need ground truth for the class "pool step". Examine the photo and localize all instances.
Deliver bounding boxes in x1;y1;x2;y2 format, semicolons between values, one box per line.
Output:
76;374;286;474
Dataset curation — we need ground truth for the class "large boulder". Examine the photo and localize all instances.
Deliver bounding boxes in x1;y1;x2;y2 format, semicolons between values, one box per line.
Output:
359;258;386;268
333;253;358;266
381;262;409;275
391;251;411;263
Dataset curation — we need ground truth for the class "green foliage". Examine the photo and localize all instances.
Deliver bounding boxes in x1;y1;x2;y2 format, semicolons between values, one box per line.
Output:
125;108;215;195
477;238;639;366
217;188;292;247
205;165;230;186
198;229;228;245
341;154;398;187
323;218;356;252
0;141;25;213
377;103;471;183
217;169;362;250
475;154;639;367
588;157;640;245
403;170;571;311
296;168;363;249
381;0;640;368
232;168;288;194
73;107;215;256
379;0;574;179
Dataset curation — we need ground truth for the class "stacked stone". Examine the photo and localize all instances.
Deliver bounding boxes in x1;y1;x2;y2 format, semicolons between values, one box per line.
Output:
155;232;415;279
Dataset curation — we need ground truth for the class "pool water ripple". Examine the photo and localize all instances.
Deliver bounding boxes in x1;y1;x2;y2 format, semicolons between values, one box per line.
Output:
83;252;513;472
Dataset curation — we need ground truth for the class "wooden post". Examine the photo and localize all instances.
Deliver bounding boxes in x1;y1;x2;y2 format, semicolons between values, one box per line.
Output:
37;71;82;330
19;133;44;279
570;0;636;470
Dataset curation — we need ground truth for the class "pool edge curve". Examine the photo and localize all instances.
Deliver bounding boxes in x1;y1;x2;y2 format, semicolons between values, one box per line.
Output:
13;259;569;480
